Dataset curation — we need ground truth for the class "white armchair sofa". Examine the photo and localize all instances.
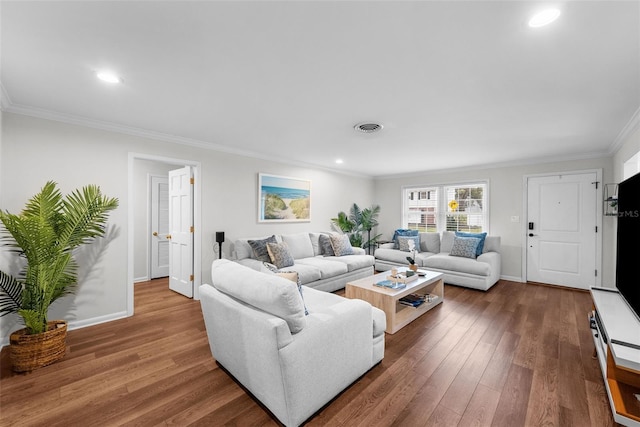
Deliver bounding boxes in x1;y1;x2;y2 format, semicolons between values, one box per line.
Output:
200;259;386;427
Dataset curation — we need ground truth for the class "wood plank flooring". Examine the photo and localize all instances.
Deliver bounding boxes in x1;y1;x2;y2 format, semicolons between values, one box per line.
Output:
0;278;616;426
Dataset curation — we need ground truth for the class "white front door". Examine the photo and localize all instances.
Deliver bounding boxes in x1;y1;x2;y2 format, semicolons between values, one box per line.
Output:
150;175;169;279
526;172;597;289
168;166;194;297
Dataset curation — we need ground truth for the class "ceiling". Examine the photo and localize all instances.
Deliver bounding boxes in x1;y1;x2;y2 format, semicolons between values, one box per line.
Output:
1;1;639;177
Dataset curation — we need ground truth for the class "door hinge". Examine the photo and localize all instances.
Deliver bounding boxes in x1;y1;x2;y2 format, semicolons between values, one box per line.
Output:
190;177;194;185
595;269;598;277
592;181;599;189
190;226;194;233
595;226;598;233
190;274;194;282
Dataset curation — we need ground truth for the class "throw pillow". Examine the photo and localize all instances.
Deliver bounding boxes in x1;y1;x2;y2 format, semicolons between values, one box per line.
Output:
329;234;354;256
449;236;480;259
248;235;277;262
266;241;295;269
262;262;308;316
392;228;419;248
319;233;335;256
455;231;487;256
397;235;420;253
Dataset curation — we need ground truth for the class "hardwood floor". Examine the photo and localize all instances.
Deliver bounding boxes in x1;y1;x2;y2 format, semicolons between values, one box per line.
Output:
0;278;616;426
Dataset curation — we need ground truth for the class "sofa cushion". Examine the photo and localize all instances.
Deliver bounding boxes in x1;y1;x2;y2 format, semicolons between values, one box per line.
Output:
483;235;501;253
419;232;441;253
282;233;315;259
248;235;278;262
327;254;375;272
330;234;354;256
440;231;455;253
450;236;480;259
279;263;323;285
267;242;295;268
455;231;487;256
295;257;349;279
211;259;306;333
397;235;420;252
319;234;335;256
424;253;491;276
374;248;413;265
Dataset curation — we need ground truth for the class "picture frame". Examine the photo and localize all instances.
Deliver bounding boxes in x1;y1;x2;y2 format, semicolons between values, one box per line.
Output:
258;173;311;222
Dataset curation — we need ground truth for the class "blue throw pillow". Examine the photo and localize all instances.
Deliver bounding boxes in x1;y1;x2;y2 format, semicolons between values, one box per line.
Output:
392;228;419;249
455;231;487;256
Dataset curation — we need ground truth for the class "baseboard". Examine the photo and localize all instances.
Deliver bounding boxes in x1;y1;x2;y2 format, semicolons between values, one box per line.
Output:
0;310;129;350
134;276;149;283
500;275;524;283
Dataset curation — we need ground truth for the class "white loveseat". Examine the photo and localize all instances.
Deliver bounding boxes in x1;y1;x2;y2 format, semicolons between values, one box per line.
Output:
375;231;501;291
200;259;386;427
233;232;375;292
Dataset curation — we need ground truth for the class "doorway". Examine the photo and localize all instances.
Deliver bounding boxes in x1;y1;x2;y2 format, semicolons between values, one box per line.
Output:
524;170;602;289
127;153;202;317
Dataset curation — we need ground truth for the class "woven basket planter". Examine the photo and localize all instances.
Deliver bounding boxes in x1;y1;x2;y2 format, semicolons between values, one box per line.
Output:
9;320;67;373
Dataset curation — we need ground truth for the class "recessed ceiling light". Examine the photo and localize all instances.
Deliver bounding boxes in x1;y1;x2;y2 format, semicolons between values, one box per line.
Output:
335;159;344;164
528;9;561;28
96;71;121;84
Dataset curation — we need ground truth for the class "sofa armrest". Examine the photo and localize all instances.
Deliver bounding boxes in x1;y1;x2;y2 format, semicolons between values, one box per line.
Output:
278;298;375;425
379;242;395;249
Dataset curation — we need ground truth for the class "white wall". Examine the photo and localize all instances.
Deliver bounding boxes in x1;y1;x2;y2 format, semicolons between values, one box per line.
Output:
374;156;615;283
0;112;375;343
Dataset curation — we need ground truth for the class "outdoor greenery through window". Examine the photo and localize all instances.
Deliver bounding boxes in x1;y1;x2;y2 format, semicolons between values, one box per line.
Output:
403;183;487;233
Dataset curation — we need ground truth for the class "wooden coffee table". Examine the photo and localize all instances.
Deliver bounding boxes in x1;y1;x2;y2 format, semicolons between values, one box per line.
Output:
345;268;444;334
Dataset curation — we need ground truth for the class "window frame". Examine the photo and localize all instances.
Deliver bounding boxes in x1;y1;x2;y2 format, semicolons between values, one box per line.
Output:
402;180;490;234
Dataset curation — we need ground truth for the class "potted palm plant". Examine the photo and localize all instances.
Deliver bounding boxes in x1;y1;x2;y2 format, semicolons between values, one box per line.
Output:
331;203;381;253
0;181;118;372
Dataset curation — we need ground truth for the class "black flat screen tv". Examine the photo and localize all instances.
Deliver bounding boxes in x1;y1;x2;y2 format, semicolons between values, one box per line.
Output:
615;171;640;321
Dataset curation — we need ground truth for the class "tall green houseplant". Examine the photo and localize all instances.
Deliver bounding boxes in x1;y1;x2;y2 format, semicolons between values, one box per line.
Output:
0;181;118;335
331;203;381;250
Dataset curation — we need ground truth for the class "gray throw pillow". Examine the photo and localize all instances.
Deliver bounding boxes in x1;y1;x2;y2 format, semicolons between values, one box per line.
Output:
397;235;420;253
248;235;277;262
329;234;354;256
319;234;335;256
449;236;480;259
267;241;295;269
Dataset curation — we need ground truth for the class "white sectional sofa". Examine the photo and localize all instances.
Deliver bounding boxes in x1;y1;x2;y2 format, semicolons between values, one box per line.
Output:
374;231;501;291
200;259;386;427
233;232;375;292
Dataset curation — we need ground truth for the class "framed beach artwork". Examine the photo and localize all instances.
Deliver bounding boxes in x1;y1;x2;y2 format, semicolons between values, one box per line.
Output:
258;173;311;222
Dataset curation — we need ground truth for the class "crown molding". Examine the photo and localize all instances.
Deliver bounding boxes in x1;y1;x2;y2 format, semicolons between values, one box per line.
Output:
1;99;372;179
609;106;640;154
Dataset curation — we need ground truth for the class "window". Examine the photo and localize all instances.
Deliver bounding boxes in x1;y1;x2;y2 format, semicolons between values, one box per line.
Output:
403;182;488;233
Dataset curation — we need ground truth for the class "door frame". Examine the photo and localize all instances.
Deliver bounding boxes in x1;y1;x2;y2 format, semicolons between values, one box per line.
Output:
127;153;202;316
521;168;603;287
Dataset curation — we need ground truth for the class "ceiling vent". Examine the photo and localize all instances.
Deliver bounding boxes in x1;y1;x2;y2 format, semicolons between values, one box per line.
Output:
354;122;383;133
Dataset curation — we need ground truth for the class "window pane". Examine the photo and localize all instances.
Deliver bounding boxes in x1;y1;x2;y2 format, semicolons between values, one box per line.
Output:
405;187;438;231
445;184;486;232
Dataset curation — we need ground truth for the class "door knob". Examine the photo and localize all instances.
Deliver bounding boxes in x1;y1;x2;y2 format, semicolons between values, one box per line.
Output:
529;233;536;237
153;231;158;237
166;234;172;239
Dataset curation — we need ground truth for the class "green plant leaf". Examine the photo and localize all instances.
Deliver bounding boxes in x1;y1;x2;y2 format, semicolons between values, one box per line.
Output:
0;271;23;317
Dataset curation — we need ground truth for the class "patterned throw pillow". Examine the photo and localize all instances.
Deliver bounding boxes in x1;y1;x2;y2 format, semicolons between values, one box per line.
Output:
267;242;295;269
449;236;480;259
329;234;354;256
318;234;335;256
262;262;308;315
392;229;419;249
455;231;487;256
248;235;277;262
397;235;420;253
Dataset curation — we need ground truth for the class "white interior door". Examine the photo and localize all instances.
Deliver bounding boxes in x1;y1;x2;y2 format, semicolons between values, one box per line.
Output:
168;166;194;297
150;175;169;279
526;173;597;289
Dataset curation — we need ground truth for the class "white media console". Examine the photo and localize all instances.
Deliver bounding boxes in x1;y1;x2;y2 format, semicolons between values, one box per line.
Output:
590;287;640;426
